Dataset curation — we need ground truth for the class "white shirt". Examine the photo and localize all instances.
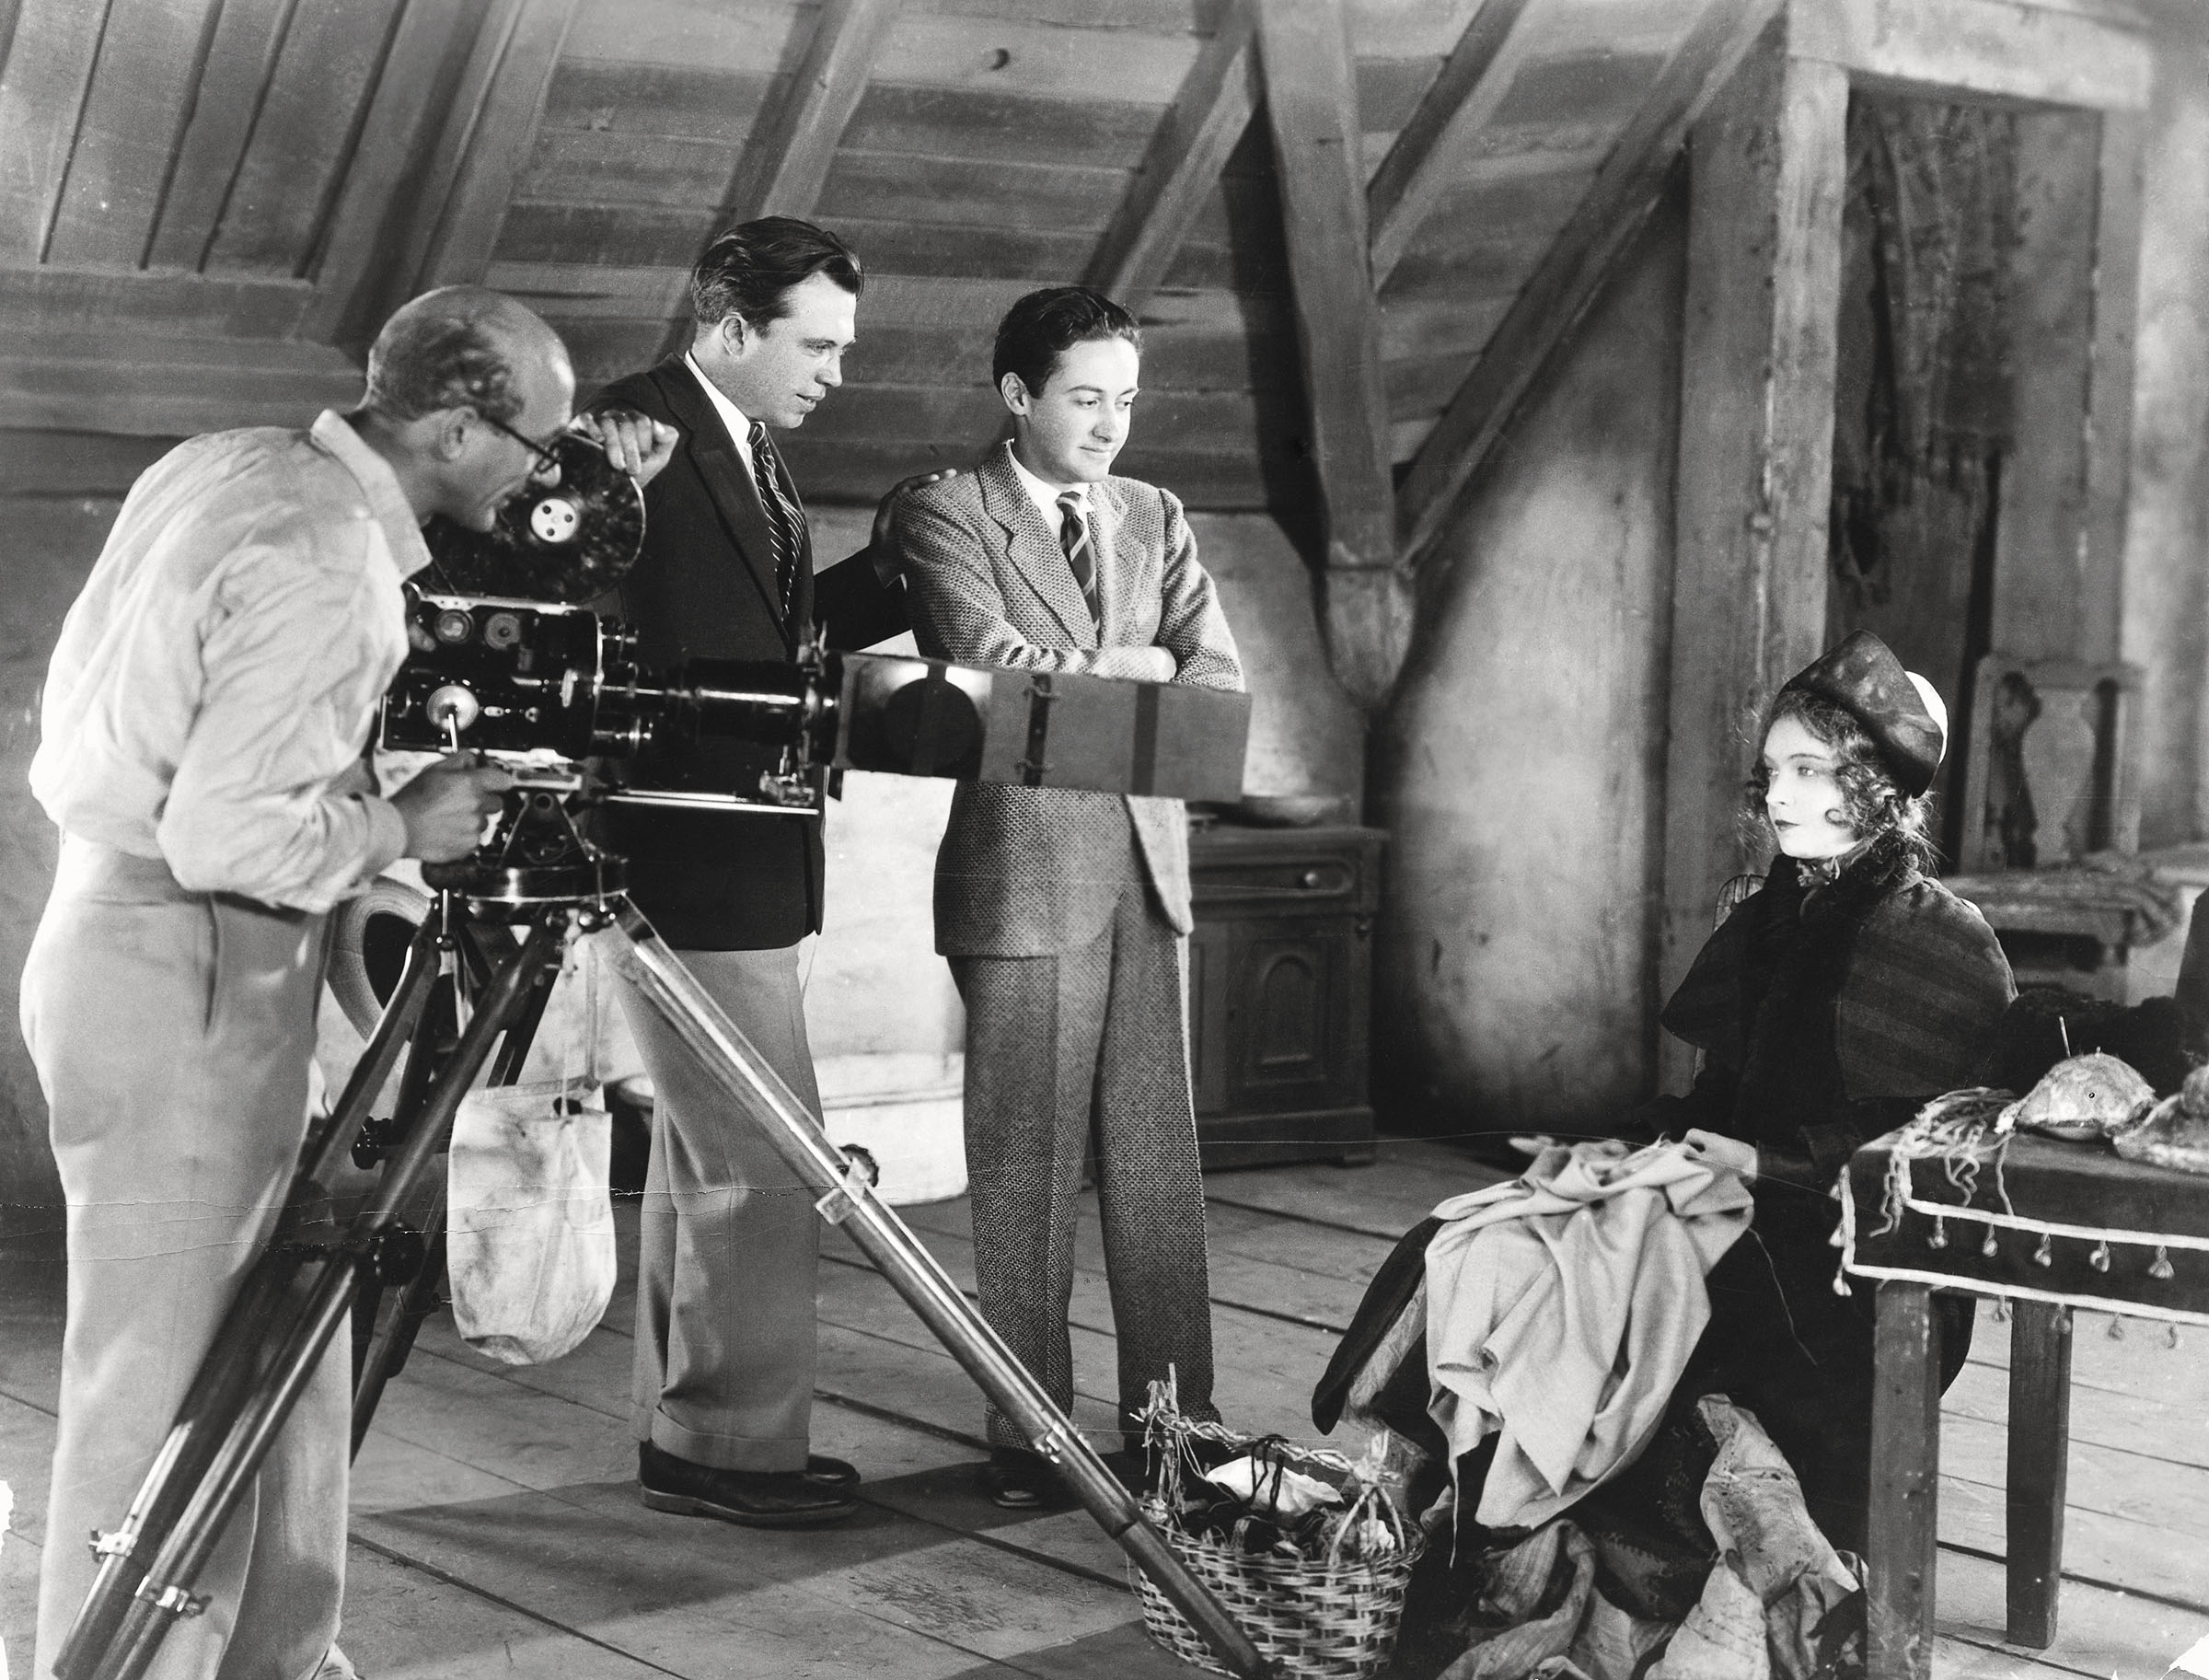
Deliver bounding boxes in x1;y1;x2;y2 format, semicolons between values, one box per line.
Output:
1004;441;1089;541
30;410;420;912
683;353;762;484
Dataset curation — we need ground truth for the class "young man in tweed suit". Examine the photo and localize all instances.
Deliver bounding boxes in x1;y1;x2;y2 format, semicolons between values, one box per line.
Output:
891;286;1244;1508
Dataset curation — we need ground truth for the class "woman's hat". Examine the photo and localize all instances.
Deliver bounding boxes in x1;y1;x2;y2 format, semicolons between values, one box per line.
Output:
1780;630;1948;795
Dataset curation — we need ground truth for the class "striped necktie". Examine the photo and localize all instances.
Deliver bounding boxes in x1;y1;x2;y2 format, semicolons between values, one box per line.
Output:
1057;490;1101;630
747;420;800;620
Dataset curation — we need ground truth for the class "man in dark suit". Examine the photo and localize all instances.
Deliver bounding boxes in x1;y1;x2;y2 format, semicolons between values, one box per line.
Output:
587;218;930;1526
891;286;1243;1509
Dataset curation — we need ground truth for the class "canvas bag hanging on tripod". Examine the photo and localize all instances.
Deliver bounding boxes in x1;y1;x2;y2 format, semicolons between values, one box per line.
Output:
446;939;617;1364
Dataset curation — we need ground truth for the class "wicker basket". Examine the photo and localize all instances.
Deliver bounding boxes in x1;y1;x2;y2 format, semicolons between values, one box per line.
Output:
1128;1500;1420;1680
1129;1386;1421;1680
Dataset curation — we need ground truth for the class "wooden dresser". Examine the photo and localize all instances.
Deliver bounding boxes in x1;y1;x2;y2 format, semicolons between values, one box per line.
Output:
1185;822;1385;1170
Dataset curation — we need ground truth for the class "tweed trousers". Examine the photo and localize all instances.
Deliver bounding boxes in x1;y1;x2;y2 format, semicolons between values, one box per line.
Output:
24;840;346;1680
615;944;823;1473
951;880;1219;1454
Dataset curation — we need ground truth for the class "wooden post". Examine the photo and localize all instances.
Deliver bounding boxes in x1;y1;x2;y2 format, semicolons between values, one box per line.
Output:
1656;17;1845;1091
1868;1280;1943;1680
1255;0;1405;711
2005;1301;2073;1649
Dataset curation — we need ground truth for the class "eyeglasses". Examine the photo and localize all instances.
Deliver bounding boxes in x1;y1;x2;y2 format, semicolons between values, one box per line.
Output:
475;410;565;481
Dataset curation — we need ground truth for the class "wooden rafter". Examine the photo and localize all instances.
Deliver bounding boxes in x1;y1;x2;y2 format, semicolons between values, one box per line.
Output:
1366;0;1542;289
305;0;490;345
1395;0;1780;570
144;0;306;273
1255;0;1402;711
725;0;904;224
1086;0;1259;311
0;0;114;261
1789;0;2151;110
403;0;583;297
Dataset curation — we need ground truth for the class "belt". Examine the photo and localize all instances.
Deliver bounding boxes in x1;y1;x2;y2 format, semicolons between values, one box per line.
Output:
52;835;314;921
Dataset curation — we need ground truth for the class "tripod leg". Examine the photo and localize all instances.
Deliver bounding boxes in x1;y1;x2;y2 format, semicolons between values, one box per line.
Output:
351;946;556;1451
65;914;568;1680
594;910;1278;1680
349;1203;445;1455
350;948;457;1385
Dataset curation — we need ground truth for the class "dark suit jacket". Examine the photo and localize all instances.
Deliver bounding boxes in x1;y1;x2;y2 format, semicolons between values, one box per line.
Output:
590;359;905;949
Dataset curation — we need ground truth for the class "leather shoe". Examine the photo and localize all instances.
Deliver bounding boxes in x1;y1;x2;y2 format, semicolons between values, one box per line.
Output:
639;1442;858;1527
981;1449;1072;1512
804;1453;861;1489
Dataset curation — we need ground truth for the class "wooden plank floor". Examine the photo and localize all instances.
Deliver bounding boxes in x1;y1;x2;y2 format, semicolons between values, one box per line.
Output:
5;1138;2207;1677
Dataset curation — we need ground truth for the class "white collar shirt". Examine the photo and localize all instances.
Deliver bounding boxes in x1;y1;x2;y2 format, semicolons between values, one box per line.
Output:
1004;442;1090;541
683;353;762;484
29;410;422;912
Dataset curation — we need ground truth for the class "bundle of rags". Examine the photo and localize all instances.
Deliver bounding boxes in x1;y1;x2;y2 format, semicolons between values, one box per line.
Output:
1314;1139;1752;1533
1428;1397;1863;1680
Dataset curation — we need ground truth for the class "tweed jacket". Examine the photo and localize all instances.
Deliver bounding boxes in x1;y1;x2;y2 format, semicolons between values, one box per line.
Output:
589;359;905;949
895;445;1243;957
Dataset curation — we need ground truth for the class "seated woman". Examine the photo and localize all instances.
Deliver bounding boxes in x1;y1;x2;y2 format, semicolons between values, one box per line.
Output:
1625;628;2015;1553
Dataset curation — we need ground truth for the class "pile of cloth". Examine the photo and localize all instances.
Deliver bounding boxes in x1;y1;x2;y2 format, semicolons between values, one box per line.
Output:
1312;1138;1868;1680
1316;1137;1752;1531
1436;1397;1864;1680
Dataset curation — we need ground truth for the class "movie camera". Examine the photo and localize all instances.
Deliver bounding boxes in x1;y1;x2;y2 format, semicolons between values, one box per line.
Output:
382;434;1245;906
56;431;1273;1680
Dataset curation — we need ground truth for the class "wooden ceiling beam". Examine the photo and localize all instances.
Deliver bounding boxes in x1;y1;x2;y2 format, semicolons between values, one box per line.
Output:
403;0;582;297
1255;0;1404;711
304;0;490;347
1395;0;1780;570
726;0;905;224
144;0;302;273
1366;0;1542;290
1085;0;1259;311
0;0;111;262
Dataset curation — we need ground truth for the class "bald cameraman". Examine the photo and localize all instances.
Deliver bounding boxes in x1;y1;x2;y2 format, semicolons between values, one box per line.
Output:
19;289;669;1680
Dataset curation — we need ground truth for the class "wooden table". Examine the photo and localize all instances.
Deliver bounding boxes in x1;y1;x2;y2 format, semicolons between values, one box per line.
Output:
1841;1129;2209;1680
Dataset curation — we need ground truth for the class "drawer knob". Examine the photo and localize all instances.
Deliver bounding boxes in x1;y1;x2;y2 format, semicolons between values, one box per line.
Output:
1300;869;1324;888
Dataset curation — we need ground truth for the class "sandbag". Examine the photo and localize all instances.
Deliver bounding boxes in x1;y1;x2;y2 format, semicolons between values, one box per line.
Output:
446;1079;615;1364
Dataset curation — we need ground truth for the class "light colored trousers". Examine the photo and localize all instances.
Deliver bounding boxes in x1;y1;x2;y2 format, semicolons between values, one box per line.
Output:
615;944;824;1474
23;839;346;1680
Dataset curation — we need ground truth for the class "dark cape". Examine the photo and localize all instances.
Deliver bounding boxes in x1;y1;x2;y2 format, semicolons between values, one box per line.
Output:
1314;833;2015;1568
1614;828;2015;1554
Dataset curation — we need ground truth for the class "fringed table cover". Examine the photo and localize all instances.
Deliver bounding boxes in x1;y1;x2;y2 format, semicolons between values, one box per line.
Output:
1841;1124;2209;1326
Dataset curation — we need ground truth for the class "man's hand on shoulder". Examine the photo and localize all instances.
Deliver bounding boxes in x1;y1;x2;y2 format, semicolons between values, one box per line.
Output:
574;410;678;488
390;754;515;863
870;467;960;585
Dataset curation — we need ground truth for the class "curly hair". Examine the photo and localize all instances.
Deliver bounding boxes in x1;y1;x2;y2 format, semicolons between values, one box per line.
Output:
992;285;1142;398
1743;687;1938;873
689;216;862;330
363;311;525;424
